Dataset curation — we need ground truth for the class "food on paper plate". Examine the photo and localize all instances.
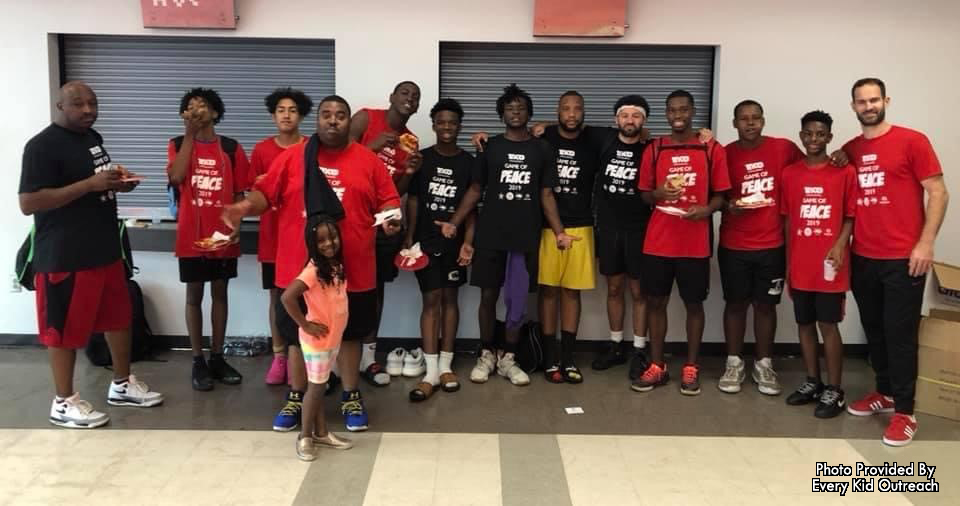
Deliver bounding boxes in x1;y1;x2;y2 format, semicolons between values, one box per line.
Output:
665;173;685;191
735;190;775;208
194;231;232;250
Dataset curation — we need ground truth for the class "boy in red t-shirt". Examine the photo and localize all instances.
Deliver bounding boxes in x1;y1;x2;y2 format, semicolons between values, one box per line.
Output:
634;90;731;396
167;88;250;392
252;87;313;386
347;81;423;387
780;110;857;419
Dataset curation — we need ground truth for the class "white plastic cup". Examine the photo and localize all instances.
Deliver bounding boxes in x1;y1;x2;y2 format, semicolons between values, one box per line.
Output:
824;259;837;282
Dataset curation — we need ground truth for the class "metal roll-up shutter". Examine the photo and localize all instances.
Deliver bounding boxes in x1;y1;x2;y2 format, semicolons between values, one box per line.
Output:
440;42;715;147
63;35;335;218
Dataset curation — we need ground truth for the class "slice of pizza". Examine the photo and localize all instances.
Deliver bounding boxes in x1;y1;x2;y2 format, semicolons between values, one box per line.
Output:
398;132;419;154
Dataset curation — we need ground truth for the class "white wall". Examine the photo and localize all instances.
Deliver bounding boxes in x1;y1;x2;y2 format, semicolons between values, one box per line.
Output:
2;0;957;344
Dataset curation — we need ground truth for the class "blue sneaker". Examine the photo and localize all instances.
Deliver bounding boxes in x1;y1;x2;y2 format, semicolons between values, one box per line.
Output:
341;390;368;432
272;391;303;432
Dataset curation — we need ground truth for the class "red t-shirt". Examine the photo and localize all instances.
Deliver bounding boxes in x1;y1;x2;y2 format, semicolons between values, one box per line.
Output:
254;141;400;291
721;137;803;251
843;126;943;259
780;161;857;292
637;137;731;258
250;136;306;263
357;108;412;186
167;137;250;259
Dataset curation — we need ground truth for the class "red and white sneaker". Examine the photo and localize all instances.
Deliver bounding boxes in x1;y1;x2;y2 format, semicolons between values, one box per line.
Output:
882;413;917;447
847;391;895;416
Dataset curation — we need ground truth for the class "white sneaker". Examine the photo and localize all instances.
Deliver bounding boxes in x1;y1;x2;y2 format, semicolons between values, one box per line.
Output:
469;349;497;383
385;348;406;377
718;357;745;394
49;393;109;429
107;375;164;407
402;347;426;377
752;360;782;396
496;352;530;386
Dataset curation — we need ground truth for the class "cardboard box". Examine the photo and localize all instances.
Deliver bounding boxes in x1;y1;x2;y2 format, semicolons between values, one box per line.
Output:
916;262;960;421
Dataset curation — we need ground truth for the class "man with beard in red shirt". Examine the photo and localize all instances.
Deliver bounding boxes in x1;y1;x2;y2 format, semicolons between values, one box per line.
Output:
842;78;949;446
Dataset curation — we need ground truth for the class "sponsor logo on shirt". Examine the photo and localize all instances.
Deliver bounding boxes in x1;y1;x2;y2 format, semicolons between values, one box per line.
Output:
804;186;824;195
861;154;877;164
437;167;453;176
88;145;103;156
671;155;690;164
507;153;526;162
616;150;634;159
745;161;765;171
198;158;217;168
559;149;575;157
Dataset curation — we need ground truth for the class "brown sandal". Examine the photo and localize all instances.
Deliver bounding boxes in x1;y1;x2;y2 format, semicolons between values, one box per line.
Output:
439;372;461;393
409;382;436;402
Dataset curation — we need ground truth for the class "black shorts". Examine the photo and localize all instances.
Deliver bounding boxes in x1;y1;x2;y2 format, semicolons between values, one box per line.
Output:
718;247;785;304
792;289;846;325
178;257;238;283
343;289;378;339
261;262;276;290
596;225;646;279
415;251;467;292
275;293;307;347
470;248;538;292
375;228;403;285
642;255;710;303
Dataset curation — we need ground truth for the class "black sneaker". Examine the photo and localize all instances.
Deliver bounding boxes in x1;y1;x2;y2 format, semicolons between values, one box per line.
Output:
786;377;823;406
192;357;214;391
208;354;243;385
591;342;628;370
628;350;650;380
814;386;846;419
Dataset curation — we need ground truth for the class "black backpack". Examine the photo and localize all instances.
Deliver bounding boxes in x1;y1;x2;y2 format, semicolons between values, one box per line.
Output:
492;319;545;373
167;135;238;220
16;221;135;291
85;278;156;367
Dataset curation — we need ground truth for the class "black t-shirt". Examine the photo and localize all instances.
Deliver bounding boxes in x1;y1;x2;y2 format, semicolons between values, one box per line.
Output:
587;126;652;231
541;125;599;228
18;124;121;273
408;147;475;255
473;135;557;252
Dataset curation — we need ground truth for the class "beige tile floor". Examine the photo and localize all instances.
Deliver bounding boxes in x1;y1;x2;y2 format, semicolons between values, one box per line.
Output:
0;429;956;506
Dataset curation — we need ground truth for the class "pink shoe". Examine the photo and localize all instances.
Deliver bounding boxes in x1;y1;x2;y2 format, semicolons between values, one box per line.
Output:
265;354;288;385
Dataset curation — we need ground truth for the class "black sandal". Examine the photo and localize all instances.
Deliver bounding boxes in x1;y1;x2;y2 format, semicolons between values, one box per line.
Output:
544;363;564;384
563;365;583;384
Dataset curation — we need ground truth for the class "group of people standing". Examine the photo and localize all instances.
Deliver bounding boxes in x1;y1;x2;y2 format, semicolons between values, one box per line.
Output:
18;75;947;462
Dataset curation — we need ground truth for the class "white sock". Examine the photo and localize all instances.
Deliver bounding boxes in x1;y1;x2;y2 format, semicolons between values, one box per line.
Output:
439;351;454;374
359;342;377;370
727;355;743;367
424;353;439;385
756;357;772;369
633;335;647;349
610;331;624;343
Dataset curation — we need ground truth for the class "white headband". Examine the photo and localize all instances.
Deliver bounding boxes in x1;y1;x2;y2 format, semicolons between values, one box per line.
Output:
616;105;647;118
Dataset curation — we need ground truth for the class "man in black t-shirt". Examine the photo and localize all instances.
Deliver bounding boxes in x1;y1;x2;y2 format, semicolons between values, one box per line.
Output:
537;91;599;384
585;96;654;377
404;99;476;401
437;84;577;387
18;81;164;429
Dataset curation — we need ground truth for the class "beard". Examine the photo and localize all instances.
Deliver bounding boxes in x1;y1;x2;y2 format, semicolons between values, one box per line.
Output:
857;107;886;126
558;118;584;133
618;124;640;138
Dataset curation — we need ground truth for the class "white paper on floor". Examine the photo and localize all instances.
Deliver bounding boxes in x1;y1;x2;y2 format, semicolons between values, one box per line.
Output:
565;407;585;415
